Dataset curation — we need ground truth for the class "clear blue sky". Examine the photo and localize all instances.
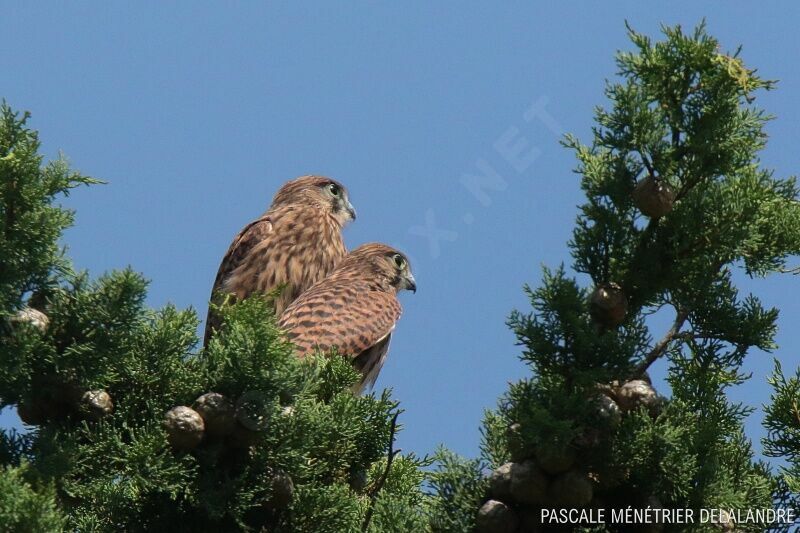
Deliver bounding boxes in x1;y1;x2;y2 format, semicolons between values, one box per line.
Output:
1;3;799;464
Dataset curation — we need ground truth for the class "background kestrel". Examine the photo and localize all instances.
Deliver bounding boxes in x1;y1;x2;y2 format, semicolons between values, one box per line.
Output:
278;243;416;392
204;175;355;346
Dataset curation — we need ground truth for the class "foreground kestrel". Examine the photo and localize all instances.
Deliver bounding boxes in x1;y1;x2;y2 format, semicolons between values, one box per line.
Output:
204;175;356;347
278;243;416;392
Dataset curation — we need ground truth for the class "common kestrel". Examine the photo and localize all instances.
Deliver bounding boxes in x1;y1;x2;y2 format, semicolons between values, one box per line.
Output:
278;243;416;392
204;175;356;347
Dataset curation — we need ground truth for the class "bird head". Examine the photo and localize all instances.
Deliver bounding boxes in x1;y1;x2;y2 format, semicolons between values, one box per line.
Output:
388;251;416;294
343;243;416;294
271;175;356;226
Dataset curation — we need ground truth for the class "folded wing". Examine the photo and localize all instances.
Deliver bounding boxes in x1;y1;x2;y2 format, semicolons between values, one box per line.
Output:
204;216;273;346
279;281;401;391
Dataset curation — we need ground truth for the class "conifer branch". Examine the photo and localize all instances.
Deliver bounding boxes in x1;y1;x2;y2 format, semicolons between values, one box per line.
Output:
633;308;689;377
361;411;401;532
639;151;655;177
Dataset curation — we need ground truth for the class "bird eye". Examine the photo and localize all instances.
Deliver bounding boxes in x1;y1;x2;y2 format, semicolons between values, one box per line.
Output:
328;183;341;196
393;254;405;269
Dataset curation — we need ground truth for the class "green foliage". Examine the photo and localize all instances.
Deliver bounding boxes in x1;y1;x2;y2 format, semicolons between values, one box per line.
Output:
764;362;800;494
508;265;650;383
430;22;800;532
0;102;431;532
567;22;798;313
365;454;431;532
0;101;98;314
4;19;800;532
0;462;65;532
425;448;487;532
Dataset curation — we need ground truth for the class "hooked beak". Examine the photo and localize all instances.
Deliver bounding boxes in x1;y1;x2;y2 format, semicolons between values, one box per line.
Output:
404;272;416;293
346;200;357;221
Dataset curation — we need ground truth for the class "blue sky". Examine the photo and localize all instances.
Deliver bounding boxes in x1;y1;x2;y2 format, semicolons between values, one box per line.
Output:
1;3;799;463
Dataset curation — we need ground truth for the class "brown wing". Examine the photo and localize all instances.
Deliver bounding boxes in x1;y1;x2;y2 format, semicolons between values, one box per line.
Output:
203;216;273;346
279;280;401;389
352;333;392;392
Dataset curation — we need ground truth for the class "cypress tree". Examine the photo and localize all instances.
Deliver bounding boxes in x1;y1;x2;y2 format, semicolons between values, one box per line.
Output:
0;102;429;532
3;20;800;533
431;23;800;533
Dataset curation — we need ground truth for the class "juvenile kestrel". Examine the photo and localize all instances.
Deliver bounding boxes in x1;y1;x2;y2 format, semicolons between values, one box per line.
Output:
204;175;356;347
278;243;416;392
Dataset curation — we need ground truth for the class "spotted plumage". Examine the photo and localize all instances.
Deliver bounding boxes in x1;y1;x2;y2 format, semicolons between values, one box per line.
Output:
278;243;416;392
204;175;355;347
